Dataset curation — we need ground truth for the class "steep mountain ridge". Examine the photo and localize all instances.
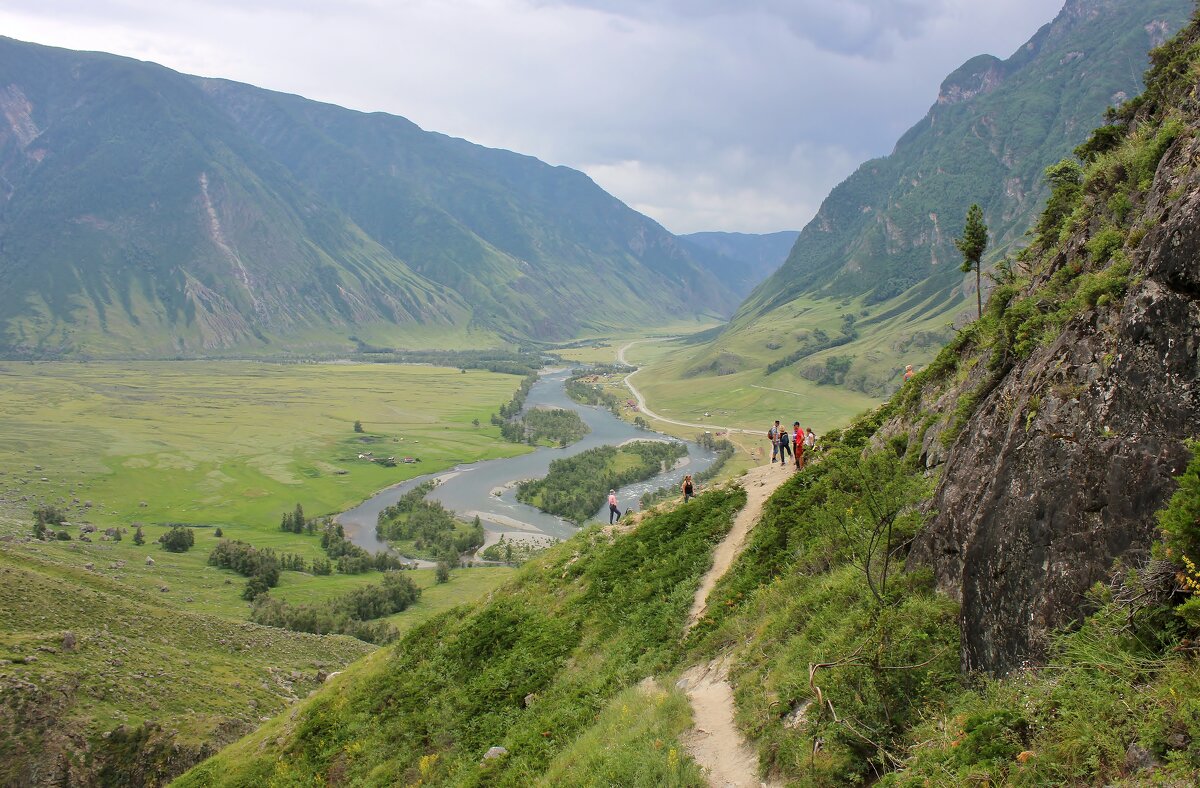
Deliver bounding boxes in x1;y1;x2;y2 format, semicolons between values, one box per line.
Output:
0;37;734;357
193;79;738;340
893;20;1200;672
657;0;1192;408
747;0;1190;315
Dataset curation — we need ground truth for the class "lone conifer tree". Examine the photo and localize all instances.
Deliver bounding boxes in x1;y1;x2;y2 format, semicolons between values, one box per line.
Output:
956;204;989;319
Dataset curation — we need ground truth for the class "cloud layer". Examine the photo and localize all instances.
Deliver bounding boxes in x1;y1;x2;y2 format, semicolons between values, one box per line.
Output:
0;0;1064;233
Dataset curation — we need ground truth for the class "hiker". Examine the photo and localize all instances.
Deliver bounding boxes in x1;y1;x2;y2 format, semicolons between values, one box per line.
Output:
793;422;805;469
903;364;915;382
777;421;792;466
805;427;817;452
681;474;695;503
767;420;781;463
608;489;621;524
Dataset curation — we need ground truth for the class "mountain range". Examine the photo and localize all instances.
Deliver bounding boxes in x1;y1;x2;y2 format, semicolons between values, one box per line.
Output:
0;38;770;358
668;0;1192;401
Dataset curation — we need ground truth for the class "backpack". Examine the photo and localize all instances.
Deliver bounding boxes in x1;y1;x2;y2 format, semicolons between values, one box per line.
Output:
768;425;778;439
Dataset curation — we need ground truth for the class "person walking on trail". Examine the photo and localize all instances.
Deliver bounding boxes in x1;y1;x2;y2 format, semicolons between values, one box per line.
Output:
608;489;622;524
793;422;805;470
777;421;793;466
681;474;695;503
767;421;781;463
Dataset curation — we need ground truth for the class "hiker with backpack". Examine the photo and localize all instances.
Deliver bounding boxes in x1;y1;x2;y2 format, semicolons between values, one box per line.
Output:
681;474;695;503
767;420;781;463
777;421;793;467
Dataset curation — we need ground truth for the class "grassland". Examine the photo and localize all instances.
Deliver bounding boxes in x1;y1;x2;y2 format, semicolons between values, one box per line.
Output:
0;361;529;530
0;360;528;783
603;288;970;438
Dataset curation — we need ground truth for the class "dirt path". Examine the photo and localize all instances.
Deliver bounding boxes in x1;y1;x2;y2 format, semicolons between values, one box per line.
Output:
679;462;789;788
617;341;760;435
680;657;780;788
686;463;787;632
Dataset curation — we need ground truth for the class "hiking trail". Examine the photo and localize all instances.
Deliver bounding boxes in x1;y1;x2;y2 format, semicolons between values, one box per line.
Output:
680;462;789;788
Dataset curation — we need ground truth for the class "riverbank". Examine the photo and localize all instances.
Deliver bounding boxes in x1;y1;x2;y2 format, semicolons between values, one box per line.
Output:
337;368;719;559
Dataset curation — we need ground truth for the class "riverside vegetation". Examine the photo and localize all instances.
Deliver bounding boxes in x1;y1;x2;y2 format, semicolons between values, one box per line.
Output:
375;482;485;562
491;372;592;446
178;13;1200;785
516;440;688;524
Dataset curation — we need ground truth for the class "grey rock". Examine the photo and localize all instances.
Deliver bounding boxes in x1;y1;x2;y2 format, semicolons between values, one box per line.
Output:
906;137;1200;675
145;557;155;566
1124;743;1159;773
61;632;76;651
482;746;508;760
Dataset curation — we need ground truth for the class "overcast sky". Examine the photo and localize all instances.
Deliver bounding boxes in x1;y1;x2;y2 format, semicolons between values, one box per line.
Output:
0;0;1065;234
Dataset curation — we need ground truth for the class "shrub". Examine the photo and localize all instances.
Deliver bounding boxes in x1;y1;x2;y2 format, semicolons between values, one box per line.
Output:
159;526;195;553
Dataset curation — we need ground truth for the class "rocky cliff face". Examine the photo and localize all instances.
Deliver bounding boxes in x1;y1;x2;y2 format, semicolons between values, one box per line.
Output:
901;54;1200;674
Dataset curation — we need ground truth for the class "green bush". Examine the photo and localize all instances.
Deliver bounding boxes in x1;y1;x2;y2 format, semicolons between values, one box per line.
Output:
159;526;194;553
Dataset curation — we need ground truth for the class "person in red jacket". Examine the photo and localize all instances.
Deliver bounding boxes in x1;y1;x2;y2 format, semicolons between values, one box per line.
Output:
793;422;805;469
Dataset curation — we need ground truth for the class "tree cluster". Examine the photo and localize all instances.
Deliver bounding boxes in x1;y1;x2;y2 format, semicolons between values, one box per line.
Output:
322;521;407;573
208;539;281;600
159;526;195;553
518;441;687;524
248;571;420;644
376;483;483;562
280;503;314;534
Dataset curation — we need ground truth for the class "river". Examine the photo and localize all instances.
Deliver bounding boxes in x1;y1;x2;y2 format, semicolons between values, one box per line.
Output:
336;368;719;559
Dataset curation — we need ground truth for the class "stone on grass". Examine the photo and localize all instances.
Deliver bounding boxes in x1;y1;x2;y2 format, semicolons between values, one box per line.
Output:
482;746;508;761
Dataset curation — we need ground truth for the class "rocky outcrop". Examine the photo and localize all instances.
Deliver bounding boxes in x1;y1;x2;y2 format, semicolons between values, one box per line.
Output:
908;133;1200;676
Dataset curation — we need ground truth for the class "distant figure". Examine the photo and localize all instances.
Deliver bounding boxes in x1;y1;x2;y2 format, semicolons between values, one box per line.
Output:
793;422;805;469
681;474;695;503
903;364;915;382
805;428;817;452
608;489;621;524
767;420;782;463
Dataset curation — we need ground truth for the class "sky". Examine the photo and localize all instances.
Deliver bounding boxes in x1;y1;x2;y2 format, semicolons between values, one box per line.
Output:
0;0;1066;234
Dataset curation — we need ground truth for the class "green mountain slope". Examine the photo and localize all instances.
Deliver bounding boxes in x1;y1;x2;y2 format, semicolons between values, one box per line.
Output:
0;546;373;786
0;38;470;358
662;0;1191;407
747;0;1190;314
0;38;736;357
196;80;740;341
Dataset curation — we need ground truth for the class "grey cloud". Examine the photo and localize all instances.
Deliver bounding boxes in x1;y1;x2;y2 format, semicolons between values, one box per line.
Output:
541;0;943;56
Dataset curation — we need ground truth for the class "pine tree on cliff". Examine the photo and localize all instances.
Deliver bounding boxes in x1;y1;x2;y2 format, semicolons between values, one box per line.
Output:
956;204;989;319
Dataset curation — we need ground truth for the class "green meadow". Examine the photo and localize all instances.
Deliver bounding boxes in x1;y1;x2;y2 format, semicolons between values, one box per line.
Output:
0;361;524;779
617;289;968;436
0;361;529;531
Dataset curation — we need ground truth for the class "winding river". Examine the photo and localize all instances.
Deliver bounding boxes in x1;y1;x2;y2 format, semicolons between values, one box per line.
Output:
337;368;719;558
